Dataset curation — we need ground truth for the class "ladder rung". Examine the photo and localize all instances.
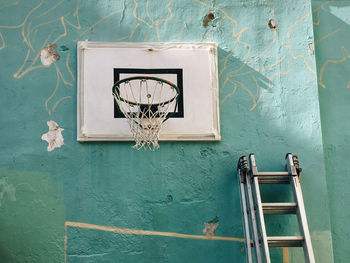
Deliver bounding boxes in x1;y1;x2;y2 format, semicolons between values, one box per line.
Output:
262;203;297;214
257;172;289;176
267;236;304;247
258;175;290;184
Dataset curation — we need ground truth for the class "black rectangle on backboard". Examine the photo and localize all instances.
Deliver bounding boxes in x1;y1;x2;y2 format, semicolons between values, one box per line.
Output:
113;68;184;118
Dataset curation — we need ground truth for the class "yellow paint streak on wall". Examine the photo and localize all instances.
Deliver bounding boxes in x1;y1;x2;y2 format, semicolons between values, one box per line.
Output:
283;247;290;263
21;1;43;52
145;0;154;24
282;13;316;75
116;23;140;41
154;1;174;41
64;221;246;261
219;50;234;79
37;0;64;18
0;1;18;11
255;59;291;110
26;16;63;50
221;80;238;104
228;26;251;75
45;64;73;115
252;75;260;98
319;47;350;89
134;0;174;41
56;63;73;86
66;4;81;29
133;0;152;28
13;28;54;78
65;52;75;80
231;56;287;78
75;8;124;40
179;10;200;41
312;0;333;26
65;221;245;242
52;17;67;44
253;0;277;64
51;96;72;114
64;221;247;261
45;66;61;115
314;28;340;46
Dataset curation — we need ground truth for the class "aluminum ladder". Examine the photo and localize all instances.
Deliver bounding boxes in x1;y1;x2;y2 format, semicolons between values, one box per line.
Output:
237;153;315;263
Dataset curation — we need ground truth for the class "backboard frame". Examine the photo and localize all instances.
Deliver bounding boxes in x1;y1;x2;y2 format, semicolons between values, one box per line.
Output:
77;42;220;142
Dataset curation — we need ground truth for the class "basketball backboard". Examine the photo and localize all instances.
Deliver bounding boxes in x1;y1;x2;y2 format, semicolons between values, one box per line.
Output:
77;42;220;142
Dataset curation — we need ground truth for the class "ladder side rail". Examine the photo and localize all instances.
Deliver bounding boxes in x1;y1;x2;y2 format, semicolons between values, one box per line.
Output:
239;177;253;262
249;154;271;263
286;154;315;263
237;160;253;263
246;171;263;263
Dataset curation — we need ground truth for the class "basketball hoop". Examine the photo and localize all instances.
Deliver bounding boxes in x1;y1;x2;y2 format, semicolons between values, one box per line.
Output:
113;76;180;150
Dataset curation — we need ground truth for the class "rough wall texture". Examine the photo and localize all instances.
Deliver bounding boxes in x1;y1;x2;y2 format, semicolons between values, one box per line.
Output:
312;1;350;262
0;0;335;262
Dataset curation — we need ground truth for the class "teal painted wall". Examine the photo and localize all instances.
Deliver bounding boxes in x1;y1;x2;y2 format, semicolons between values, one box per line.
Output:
312;1;350;262
0;0;335;262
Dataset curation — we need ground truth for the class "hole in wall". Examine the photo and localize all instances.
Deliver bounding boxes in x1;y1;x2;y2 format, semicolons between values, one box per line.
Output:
203;11;215;27
268;19;278;31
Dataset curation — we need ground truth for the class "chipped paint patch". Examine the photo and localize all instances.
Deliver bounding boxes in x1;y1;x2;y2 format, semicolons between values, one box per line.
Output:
41;120;64;151
203;222;219;236
0;177;16;206
203;216;219;236
40;44;60;66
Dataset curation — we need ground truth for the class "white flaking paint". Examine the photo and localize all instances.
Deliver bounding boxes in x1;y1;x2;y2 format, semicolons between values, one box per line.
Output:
203;222;219;236
41;120;64;151
40;43;60;66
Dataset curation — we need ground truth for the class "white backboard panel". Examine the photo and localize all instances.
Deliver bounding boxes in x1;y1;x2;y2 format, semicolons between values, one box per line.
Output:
77;42;220;141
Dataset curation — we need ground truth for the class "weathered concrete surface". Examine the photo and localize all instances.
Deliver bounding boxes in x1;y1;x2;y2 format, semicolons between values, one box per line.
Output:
0;0;335;262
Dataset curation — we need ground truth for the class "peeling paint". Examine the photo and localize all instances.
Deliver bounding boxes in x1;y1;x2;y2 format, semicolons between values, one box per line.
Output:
40;43;60;66
41;120;64;151
203;216;219;236
203;222;219;237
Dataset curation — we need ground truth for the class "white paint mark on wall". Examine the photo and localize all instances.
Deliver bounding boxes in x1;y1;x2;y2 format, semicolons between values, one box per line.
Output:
41;120;64;151
40;44;60;66
0;177;16;206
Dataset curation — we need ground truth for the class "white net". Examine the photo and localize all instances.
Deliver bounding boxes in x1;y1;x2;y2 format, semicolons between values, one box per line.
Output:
113;77;179;150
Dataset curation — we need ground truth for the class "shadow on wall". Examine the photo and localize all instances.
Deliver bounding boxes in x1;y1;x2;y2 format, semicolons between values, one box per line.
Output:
218;48;270;111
